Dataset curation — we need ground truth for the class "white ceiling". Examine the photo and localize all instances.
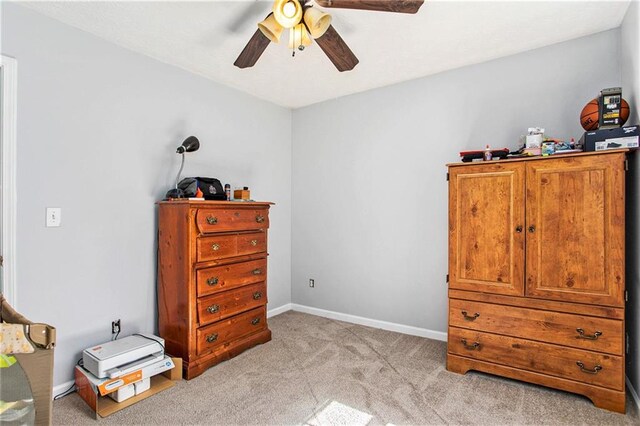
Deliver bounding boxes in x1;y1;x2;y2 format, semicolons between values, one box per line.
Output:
18;0;631;108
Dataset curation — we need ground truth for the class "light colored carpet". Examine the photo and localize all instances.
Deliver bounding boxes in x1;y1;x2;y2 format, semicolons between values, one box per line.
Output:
53;311;639;425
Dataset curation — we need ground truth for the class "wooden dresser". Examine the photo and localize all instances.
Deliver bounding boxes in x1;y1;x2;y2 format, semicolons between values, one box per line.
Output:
447;150;627;413
157;200;273;379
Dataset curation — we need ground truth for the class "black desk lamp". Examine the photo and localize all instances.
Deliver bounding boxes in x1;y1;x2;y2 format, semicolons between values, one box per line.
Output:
165;136;200;199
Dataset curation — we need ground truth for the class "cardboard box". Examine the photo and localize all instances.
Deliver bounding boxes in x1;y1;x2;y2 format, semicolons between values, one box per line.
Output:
579;125;639;151
75;356;182;418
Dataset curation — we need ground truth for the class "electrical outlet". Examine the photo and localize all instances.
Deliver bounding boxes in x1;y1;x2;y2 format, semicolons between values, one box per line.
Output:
309;279;315;288
112;319;121;335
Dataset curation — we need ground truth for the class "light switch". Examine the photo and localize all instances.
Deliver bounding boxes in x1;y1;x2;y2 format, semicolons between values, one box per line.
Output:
46;208;61;227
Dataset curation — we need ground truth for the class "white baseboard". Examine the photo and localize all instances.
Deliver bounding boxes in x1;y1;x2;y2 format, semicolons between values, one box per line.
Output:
267;303;292;318
52;379;75;400
290;303;448;342
627;376;640;412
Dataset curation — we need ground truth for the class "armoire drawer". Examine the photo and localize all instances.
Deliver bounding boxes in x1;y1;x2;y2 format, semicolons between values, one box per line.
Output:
196;208;269;234
197;282;267;325
449;299;623;355
196;259;267;297
448;327;624;391
196;306;267;356
197;232;266;262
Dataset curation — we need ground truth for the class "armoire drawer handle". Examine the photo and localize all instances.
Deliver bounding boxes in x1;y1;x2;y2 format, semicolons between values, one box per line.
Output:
528;225;536;233
576;361;602;374
256;215;265;223
515;225;523;233
576;328;602;340
206;216;218;225
207;277;219;286
206;333;218;343
461;311;480;321
211;243;220;251
207;304;220;314
252;268;262;275
253;291;262;300
251;317;261;326
250;239;258;246
460;338;481;350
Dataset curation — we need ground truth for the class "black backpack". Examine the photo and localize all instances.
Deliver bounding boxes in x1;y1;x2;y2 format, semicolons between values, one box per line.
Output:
178;177;226;200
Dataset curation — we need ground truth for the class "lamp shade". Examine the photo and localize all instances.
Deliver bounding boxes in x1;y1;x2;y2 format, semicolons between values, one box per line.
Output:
273;0;302;29
304;7;332;39
177;136;200;153
258;13;284;43
288;24;312;50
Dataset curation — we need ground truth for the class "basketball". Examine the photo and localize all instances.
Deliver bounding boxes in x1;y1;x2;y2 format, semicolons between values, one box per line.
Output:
580;97;630;131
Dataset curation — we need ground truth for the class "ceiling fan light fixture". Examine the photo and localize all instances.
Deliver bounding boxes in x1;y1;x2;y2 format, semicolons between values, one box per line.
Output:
273;0;303;29
303;7;332;39
288;24;312;50
258;13;284;43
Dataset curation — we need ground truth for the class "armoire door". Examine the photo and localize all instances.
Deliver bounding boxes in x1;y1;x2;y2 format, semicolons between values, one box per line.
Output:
449;163;525;296
525;153;625;307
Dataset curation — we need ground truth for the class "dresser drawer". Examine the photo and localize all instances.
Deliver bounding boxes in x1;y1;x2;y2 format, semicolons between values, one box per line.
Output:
196;306;266;356
197;232;266;262
237;232;267;256
449;299;623;354
448;327;623;391
196;208;269;234
197;282;267;325
197;234;238;262
196;259;267;297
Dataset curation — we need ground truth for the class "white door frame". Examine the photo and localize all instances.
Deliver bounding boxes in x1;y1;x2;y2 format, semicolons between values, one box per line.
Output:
1;55;18;307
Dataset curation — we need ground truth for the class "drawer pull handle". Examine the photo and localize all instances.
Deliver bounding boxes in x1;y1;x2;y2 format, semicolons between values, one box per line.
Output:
515;225;523;233
460;338;481;350
252;268;262;275
461;311;480;321
206;333;218;343
528;225;536;233
251;317;261;326
251;239;258;246
253;291;263;300
207;304;220;314
211;243;220;251
206;216;218;225
576;328;602;340
576;361;602;374
207;277;219;286
256;215;265;223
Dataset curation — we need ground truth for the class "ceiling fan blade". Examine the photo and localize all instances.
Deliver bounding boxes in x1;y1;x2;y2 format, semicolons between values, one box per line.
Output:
234;29;271;69
315;0;424;14
315;25;359;72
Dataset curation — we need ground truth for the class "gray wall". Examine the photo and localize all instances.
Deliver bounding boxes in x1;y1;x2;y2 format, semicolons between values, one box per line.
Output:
1;3;292;387
291;30;621;334
621;0;640;396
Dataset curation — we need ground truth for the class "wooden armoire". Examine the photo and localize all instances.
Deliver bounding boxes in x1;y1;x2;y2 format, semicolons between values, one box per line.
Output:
157;200;273;380
447;150;628;413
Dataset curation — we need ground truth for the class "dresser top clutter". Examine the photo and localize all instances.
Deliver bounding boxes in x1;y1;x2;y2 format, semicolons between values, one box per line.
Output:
446;149;630;413
157;200;274;380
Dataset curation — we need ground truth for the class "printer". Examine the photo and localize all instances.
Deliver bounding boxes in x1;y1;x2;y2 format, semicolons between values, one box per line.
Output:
82;334;165;379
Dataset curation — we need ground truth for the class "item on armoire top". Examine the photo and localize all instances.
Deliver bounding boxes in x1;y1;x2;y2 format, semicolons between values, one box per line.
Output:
459;148;509;162
579;125;639;152
580;92;630;132
177;177;226;200
165;136;200;199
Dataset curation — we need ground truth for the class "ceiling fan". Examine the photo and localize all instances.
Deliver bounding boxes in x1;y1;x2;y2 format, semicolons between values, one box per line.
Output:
234;0;425;72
